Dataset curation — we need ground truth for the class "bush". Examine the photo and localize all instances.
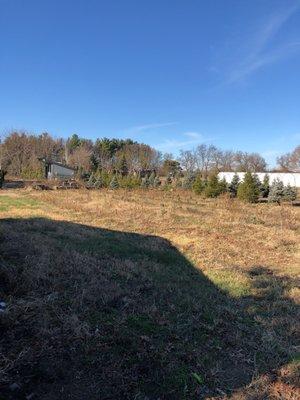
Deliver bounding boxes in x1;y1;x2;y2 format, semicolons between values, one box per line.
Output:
93;177;103;189
204;174;225;198
283;184;297;202
268;178;285;204
228;173;240;197
237;172;259;203
109;175;119;189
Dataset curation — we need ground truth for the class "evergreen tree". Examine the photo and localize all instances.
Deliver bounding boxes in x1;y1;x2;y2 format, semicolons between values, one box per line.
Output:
237;172;259;203
153;176;161;188
268;178;285;204
86;172;96;188
219;177;228;194
165;174;172;185
109;175;119;189
283;184;297;202
141;176;150;189
117;155;128;176
193;175;205;194
182;172;195;189
204;174;224;198
93;176;103;189
228;173;240;197
148;171;156;187
260;174;270;198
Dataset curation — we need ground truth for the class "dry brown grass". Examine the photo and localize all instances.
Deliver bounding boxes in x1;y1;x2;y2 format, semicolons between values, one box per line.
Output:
0;187;299;399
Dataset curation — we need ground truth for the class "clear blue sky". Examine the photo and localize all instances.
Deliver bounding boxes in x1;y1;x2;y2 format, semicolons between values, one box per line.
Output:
1;0;300;166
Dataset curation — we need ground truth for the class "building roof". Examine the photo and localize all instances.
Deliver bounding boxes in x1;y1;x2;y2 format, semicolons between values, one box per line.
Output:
39;158;76;171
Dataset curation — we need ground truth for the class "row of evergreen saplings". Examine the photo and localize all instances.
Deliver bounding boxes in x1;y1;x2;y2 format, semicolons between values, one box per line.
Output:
199;172;297;203
86;171;162;190
85;170;297;203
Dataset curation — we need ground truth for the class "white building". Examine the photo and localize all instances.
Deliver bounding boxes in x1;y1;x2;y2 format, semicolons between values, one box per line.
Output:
218;172;300;187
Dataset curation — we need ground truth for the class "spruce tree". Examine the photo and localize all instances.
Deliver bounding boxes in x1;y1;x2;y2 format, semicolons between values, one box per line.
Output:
237;172;259;203
118;155;128;176
148;172;156;187
268;178;285;204
86;173;96;188
260;174;270;198
192;175;205;194
228;173;240;197
204;174;223;198
182;172;195;189
109;175;119;189
153;176;161;188
283;184;297;202
141;176;150;189
93;177;103;189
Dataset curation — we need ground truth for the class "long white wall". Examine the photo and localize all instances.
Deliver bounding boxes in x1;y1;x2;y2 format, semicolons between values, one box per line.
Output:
218;172;300;187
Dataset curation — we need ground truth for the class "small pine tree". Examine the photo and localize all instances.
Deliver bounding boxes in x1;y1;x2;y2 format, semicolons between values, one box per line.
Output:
260;174;270;198
148;172;156;187
204;174;224;198
192;175;205;194
165;174;172;185
283;184;297;202
86;172;96;188
237;172;259;203
182;172;195;189
118;155;128;176
109;175;119;189
141;176;150;189
228;173;240;197
268;178;285;204
153;176;161;188
93;177;103;189
219;177;228;194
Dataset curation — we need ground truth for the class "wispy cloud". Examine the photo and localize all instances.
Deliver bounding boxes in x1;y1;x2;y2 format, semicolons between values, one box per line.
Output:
225;2;300;84
123;121;178;134
156;131;209;152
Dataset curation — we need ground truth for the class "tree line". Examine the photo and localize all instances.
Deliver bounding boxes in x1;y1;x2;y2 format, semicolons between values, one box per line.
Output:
0;130;299;179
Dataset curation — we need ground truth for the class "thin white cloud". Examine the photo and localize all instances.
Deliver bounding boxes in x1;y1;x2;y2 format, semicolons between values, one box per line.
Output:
123;121;178;134
225;2;300;84
156;131;208;152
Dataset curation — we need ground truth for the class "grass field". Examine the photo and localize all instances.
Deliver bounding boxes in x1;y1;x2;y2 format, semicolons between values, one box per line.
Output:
0;187;299;399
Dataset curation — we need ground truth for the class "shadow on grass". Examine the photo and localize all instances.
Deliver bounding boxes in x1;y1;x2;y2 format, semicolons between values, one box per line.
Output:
0;218;299;399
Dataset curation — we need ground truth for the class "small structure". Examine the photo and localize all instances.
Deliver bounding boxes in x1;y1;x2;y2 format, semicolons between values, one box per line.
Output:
40;159;76;180
218;172;300;187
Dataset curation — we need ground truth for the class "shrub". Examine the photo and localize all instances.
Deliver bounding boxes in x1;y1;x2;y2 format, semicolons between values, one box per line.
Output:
283;184;297;202
109;175;119;189
268;178;285;204
228;173;240;197
237;172;259;203
204;174;225;198
192;175;205;194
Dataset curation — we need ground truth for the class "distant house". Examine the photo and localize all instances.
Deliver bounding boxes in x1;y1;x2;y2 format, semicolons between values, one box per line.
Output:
40;159;76;179
218;172;300;187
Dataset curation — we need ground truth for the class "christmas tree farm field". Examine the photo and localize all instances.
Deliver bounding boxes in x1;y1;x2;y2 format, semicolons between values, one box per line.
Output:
0;188;299;399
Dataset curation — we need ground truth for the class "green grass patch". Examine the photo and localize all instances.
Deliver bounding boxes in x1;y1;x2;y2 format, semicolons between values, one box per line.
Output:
0;195;40;211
